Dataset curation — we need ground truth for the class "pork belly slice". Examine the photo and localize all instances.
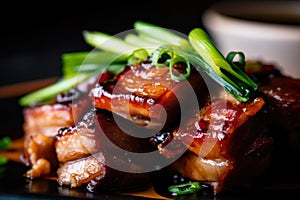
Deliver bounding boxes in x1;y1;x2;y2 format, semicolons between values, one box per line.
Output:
93;61;208;129
21;103;75;178
57;152;106;188
55;108;155;163
21;85;95;178
246;62;300;179
162;97;273;193
54;110;100;163
246;62;300;130
257;76;300;180
23;103;74;137
57;151;151;192
54;108;154;190
258;76;300;130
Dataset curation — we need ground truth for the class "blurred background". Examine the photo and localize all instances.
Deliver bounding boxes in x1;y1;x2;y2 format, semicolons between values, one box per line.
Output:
1;0;296;87
0;0;221;86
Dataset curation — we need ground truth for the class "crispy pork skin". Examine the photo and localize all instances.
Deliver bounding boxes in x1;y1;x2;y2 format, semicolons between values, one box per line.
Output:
93;61;208;129
166;97;273;193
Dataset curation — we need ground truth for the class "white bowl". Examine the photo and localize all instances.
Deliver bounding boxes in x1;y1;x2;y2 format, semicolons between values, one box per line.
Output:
202;0;300;78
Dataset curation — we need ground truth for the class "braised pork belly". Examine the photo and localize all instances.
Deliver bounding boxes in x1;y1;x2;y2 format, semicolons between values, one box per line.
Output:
53;108;154;191
246;62;300;181
57;152;106;188
21;77;105;179
55;112;100;163
21;103;75;178
19;59;300;195
92;60;209;129
169;96;273;193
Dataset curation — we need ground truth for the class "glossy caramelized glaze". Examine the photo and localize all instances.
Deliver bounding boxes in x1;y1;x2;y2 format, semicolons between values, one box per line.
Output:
93;61;208;129
171;97;273;193
176;97;265;158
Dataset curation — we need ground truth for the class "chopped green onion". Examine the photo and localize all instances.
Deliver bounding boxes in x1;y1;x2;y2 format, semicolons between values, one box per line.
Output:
226;51;246;71
188;28;257;102
19;21;259;107
134;21;192;51
134;21;257;101
137;33;166;46
151;45;191;81
0;137;11;166
169;55;191;81
151;45;174;67
19;74;90;107
124;33;160;51
107;63;126;75
168;182;203;195
127;48;149;66
0;137;11;151
0;157;8;165
61;51;126;77
82;30;139;59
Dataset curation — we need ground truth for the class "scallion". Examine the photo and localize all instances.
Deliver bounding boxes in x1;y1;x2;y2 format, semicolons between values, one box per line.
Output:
134;21;192;51
188;28;258;102
19;74;90;107
82;30;141;58
61;51;126;77
19;21;259;107
168;181;203;195
151;45;174;67
127;48;149;66
124;33;160;51
0;137;11;151
169;55;191;81
0;137;11;166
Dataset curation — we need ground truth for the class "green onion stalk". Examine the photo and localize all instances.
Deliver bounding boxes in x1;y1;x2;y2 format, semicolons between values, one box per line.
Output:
168;181;203;195
0;137;11;166
19;20;258;106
